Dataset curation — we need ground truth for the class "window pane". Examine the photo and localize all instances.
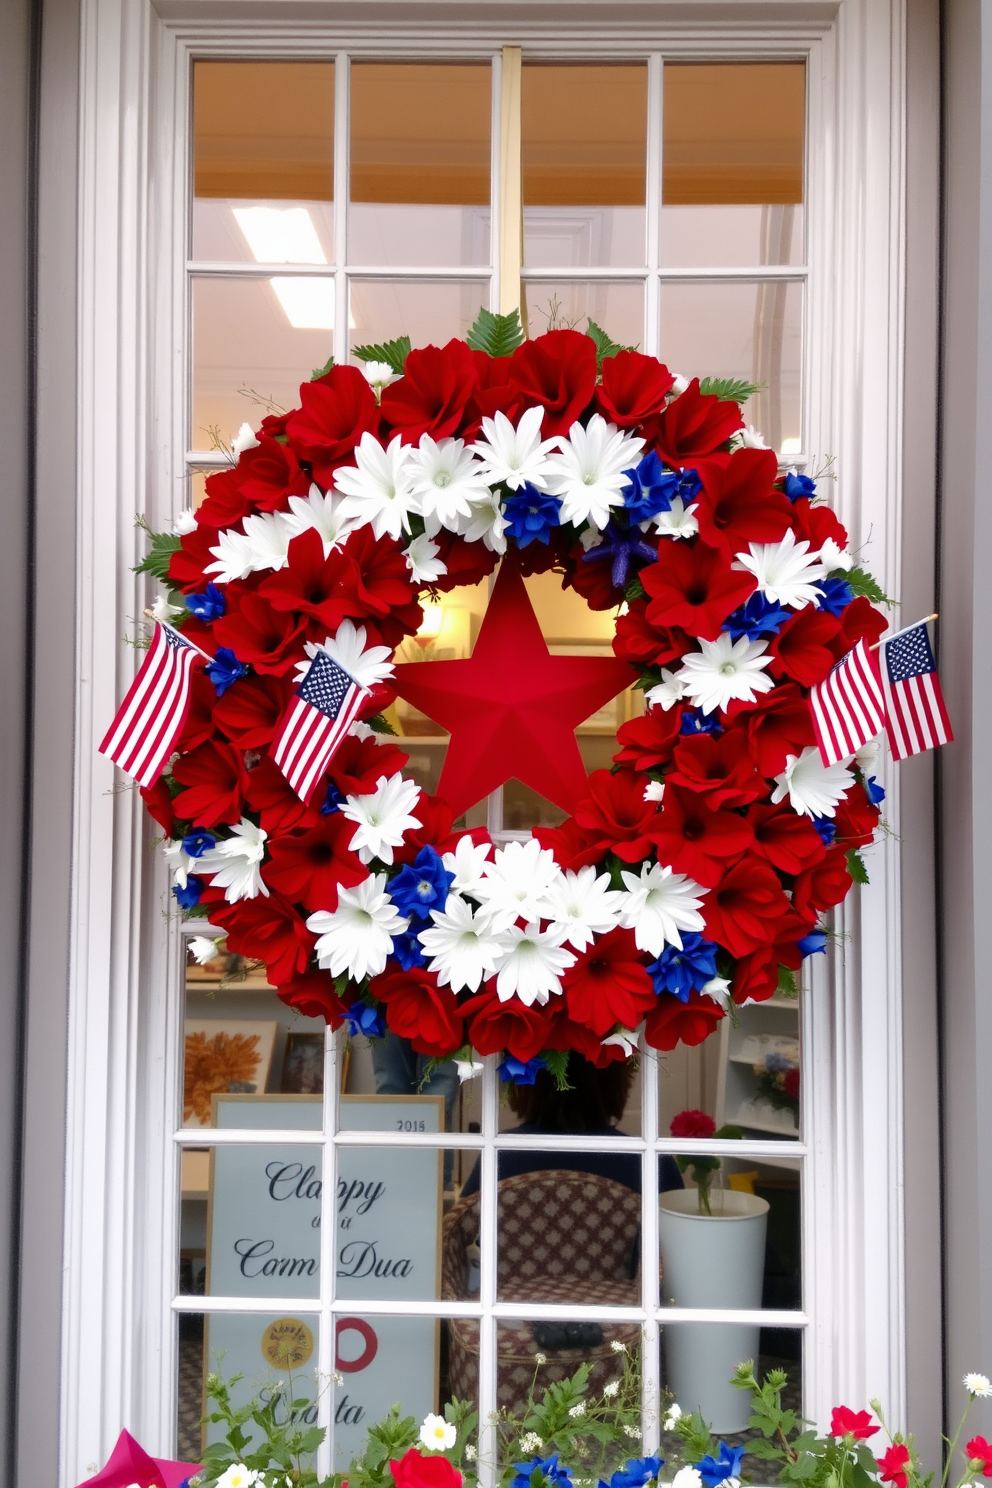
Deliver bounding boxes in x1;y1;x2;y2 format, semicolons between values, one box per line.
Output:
659;280;803;452
350;63;492;267
487;1318;640;1416
349;280;490;360
662;63;805;266
523;65;647;268
660;1324;802;1448
192;61;335;262
525;280;644;349
191;275;335;451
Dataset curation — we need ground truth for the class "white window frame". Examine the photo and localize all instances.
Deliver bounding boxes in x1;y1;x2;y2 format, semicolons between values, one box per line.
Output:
65;2;912;1483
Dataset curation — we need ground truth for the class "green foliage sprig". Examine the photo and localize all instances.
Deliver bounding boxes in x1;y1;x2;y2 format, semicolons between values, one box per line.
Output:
466;307;525;357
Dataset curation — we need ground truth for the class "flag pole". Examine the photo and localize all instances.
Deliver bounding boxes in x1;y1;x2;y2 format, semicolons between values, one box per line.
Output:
143;608;214;663
870;612;938;652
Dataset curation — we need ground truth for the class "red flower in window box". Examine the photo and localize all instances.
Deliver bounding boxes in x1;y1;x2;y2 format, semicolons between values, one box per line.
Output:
390;1448;462;1488
562;927;656;1036
877;1443;911;1488
829;1406;878;1441
967;1437;992;1476
370;966;465;1056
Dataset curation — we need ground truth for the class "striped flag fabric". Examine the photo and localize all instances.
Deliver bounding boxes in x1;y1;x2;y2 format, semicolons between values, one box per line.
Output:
881;621;953;761
809;639;886;766
272;650;367;803
99;621;200;787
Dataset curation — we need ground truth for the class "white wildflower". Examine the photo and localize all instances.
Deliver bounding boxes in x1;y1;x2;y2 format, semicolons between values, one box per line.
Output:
568;1402;587;1419
442;835;493;897
734;529;828;609
543;865;623;951
420;894;502;994
188;935;222;965
284;483;363;556
603;1380;620;1398
216;1467;261;1488
493;922;575;1006
232;422;260;455
534;1353;548;1366
334;432;420;540
674;633;774;715
341;773;422;865
601;1030;639;1059
196;818;269;903
771;746;854;819
520;1432;544;1453
172;509;198;536
409;436;493;535
307;874;410;982
624;1426;642;1441
645;669;689;711
472;406;558;491
420;1413;457;1451
964;1374;992;1398
662;1403;683;1431
618;862;708;956
544;414;644;530
650;496;699;541
404;533;447;584
465;1446;478;1462
611;1340;628;1354
474;838;562;932
643;780;665;804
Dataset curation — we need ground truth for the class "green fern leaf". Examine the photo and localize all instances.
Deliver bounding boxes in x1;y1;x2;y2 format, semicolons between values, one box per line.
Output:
465;306;525;357
351;336;411;375
310;354;334;380
844;566;896;605
847;849;870;885
586;318;636;369
698;376;762;405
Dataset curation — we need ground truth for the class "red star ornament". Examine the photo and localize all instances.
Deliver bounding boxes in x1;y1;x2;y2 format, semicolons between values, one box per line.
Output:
392;560;635;817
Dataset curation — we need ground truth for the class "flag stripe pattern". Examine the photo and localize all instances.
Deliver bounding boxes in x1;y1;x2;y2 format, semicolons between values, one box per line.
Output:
272;651;366;803
881;622;953;761
98;622;199;787
809;639;886;766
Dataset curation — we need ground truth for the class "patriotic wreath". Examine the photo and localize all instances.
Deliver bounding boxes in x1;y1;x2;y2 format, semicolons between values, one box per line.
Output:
137;315;889;1078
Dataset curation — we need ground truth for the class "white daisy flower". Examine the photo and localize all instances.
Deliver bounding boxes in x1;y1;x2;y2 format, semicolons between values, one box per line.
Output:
420;894;502;994
217;1466;261;1488
473;838;562;932
492;922;575;1006
543;865;623;951
307;874;410;982
297;619;394;690
771;746;855;819
648;495;699;541
674;633;775;715
643;780;665;804
965;1373;992;1398
340;773;422;865
601;1030;639;1059
404;533;447;584
729;423;768;450
207;511;293;581
442;835;493;897
618;861;708;955
455;1057;485;1083
419;1413;457;1451
455;489;509;553
543;414;644;530
819;536;855;572
284;483;363;556
188;934;223;965
204;527;254;583
334;432;420;541
734;529;828;608
471;406;558;492
196;818;269;903
163;839;196;890
645;669;690;711
231;422;260;455
360;360;397;391
172;509;198;536
408;435;493;535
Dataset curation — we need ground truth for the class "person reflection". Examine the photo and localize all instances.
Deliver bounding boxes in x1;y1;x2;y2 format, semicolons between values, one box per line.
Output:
460;1054;683;1196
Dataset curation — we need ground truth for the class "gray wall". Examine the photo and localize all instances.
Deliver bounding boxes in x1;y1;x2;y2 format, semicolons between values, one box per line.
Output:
940;0;992;1440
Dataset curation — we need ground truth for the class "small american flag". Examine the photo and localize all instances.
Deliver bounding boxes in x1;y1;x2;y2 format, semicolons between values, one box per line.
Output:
272;650;366;803
99;621;200;786
809;639;886;766
881;621;953;761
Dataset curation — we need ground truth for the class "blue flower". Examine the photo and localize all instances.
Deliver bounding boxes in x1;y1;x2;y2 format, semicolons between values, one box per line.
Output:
391;931;428;970
206;646;248;696
181;830;216;858
185;582;226;621
695;1443;746;1488
342;1001;386;1039
812;815;836;846
511;1455;572;1488
320;783;346;816
600;1457;664;1488
865;775;886;805
503;485;562;547
722;592;792;640
782;471;816;503
581;520;660;591
173;874;204;909
797;927;828;958
387;846;455;923
814;576;855;616
765;1051;791;1073
647;934;719;1001
622;452;672;521
680;709;722;736
498;1055;546;1086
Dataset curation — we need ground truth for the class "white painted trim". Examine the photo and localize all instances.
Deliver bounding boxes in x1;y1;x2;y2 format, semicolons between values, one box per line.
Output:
62;3;913;1481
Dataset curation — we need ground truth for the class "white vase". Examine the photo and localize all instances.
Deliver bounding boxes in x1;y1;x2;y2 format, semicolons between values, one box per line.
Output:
658;1188;770;1432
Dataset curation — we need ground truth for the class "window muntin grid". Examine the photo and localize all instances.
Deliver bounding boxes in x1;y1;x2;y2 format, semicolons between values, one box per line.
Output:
178;48;809;1477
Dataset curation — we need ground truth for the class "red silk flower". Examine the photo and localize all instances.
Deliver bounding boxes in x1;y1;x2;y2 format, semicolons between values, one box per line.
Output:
614;707;684;773
693;448;793;559
462;989;560;1063
730;946;780;1006
509;329;598;436
645;991;725;1051
379;339;479;442
594;350;675;428
198;467;254;528
171;740;248;827
259;530;354;630
572;768;668;865
829;1406;878;1440
204;890;315;988
213;672;295;750
647;379;743;465
651;783;755;888
669;1108;717;1139
262;813;367;911
703;858;791;957
666;730;766;809
232;434;310;511
277;968;348;1026
769;607;843;688
641;539;757;642
739;682;817;777
370;967;465;1056
285;365;379;486
612;604;692;669
212;592;307;676
746;802;827;876
562;927;657;1036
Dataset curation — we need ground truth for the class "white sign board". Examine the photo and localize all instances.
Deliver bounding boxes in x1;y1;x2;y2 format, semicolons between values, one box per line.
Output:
205;1094;443;1467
